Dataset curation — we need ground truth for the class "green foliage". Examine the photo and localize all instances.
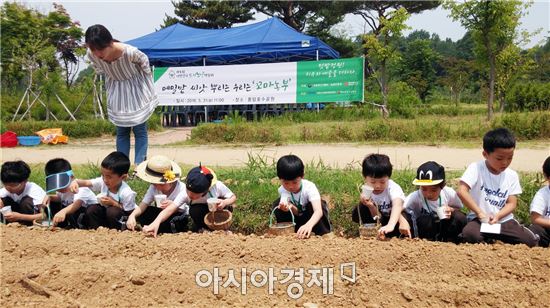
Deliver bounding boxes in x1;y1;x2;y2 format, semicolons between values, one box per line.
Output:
397;39;438;101
492;112;550;140
23;159;543;236
190;109;550;144
164;0;253;29
506;82;550;112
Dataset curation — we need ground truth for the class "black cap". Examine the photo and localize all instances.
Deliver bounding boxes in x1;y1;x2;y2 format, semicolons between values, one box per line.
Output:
185;166;217;193
412;161;445;186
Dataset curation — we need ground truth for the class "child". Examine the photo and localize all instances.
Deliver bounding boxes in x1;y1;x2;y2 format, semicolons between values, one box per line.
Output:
457;128;538;247
45;158;98;228
0;161;46;225
528;156;550;247
127;155;189;236
85;24;158;166
272;155;331;239
352;154;410;238
71;151;137;230
403;161;467;242
184;165;236;232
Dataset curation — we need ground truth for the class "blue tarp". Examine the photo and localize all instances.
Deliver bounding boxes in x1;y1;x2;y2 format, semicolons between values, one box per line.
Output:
126;17;339;67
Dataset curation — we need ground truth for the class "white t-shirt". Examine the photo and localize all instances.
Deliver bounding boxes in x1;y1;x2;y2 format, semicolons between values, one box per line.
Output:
57;187;98;208
90;177;136;212
460;160;521;222
367;179;405;216
404;186;463;217
278;179;321;210
529;185;550;219
188;181;234;205
141;181;189;215
0;182;46;211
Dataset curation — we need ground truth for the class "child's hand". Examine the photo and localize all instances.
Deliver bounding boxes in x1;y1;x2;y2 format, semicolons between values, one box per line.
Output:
3;212;20;222
159;199;174;210
0;199;4;208
126;215;137;231
278;202;291;212
216;199;226;210
42;196;50;207
296;223;313;239
378;224;395;237
488;214;500;225
443;205;453;219
398;218;412;238
477;211;489;223
53;211;66;225
360;196;375;208
101;196;120;208
69;180;79;193
143;223;159;238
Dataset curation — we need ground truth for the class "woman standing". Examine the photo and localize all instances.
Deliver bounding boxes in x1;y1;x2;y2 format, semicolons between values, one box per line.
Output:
85;24;158;167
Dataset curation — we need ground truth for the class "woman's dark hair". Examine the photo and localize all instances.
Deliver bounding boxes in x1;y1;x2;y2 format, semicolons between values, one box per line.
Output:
277;155;305;180
85;24;114;50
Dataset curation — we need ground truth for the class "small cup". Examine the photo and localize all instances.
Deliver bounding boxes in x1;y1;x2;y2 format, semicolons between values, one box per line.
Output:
154;194;167;207
436;206;448;220
96;193;107;206
207;198;220;212
361;185;374;199
0;206;12;215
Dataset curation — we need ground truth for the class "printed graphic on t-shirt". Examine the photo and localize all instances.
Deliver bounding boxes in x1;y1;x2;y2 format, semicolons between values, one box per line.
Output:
480;184;508;210
376;200;392;214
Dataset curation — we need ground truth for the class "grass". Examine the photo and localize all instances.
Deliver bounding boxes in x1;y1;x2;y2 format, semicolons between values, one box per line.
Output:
190;109;550;145
24;155;546;236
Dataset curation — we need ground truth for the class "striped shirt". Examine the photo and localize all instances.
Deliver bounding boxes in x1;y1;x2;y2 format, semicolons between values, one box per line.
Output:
87;43;159;127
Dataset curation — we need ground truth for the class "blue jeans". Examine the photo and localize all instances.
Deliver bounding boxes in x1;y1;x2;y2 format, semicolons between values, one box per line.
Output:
116;122;148;165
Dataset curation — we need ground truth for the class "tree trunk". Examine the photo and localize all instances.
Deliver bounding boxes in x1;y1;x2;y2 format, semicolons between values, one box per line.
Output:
379;59;389;118
488;55;495;120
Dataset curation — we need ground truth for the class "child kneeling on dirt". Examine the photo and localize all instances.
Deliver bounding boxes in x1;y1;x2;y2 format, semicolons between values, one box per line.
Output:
403;161;466;242
457;128;538;247
70;151;137;230
351;154;411;239
44;158;98;229
528;156;550;247
0;160;46;225
126;155;189;237
271;155;331;239
184;165;236;232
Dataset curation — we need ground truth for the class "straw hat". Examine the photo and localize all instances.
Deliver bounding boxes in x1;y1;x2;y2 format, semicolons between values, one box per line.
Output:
136;155;181;184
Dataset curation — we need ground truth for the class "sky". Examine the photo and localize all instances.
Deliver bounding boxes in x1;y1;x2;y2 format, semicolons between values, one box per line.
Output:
14;0;550;49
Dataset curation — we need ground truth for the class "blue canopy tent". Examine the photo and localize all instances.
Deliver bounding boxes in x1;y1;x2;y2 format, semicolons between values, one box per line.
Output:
126;17;339;67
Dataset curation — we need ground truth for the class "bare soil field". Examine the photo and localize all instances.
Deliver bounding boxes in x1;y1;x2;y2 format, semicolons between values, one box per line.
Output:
1;224;549;307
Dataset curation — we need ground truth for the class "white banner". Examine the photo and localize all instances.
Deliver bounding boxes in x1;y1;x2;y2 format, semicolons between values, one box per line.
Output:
154;62;297;106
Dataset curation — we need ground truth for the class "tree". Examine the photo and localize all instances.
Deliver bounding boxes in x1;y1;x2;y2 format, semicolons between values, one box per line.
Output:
495;45;536;112
445;0;528;120
439;57;475;105
1;2;83;90
398;39;438;101
164;0;253;28
350;1;440;116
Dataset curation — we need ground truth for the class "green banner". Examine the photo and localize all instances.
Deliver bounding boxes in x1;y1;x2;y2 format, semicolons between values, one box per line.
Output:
296;57;363;103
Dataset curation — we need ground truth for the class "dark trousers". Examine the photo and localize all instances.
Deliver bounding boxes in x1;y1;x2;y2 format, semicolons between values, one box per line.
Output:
271;198;332;236
528;224;549;247
138;206;189;234
85;204;131;230
408;210;467;243
1;196;36;226
351;203;405;238
462;218;539;247
189;203;234;232
48;201;88;229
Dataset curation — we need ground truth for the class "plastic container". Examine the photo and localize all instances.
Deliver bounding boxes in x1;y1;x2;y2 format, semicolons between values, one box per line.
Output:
17;136;41;146
0;131;18;147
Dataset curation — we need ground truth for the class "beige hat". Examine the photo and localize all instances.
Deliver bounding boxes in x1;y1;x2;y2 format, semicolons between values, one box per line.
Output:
136;155;181;184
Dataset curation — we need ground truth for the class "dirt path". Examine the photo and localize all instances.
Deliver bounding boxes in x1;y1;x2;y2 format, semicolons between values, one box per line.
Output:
1;225;549;307
1;128;549;171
